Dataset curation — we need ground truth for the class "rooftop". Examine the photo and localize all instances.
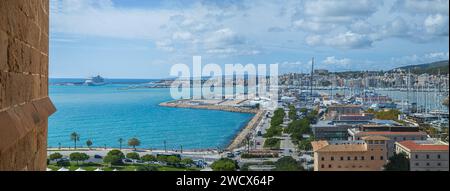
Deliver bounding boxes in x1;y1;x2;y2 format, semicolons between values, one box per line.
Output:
397;140;449;152
312;140;367;152
356;131;427;136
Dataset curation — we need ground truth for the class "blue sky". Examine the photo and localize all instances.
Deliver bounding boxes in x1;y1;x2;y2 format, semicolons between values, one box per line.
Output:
50;0;449;78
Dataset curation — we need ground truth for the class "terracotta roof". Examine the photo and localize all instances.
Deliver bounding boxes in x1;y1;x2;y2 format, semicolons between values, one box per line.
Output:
356;131;427;136
397;141;449;152
311;141;329;151
312;141;367;152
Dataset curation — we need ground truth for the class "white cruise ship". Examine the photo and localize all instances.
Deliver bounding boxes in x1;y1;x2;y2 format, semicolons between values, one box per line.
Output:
84;75;107;86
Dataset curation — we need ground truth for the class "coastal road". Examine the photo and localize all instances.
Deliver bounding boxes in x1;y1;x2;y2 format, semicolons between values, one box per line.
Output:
47;149;222;163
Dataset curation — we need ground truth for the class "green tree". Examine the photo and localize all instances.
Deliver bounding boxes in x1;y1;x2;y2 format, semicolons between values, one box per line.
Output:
118;138;123;150
166;156;181;165
70;132;80;150
49;152;63;161
103;149;125;166
156;155;168;163
126;152;140;160
69;152;89;165
384;152;410;171
141;154;157;165
181;158;195;167
298;138;313;151
274;156;304;171
288;105;297;120
128;137;141;151
211;158;238;171
263;138;281;149
86;139;93;150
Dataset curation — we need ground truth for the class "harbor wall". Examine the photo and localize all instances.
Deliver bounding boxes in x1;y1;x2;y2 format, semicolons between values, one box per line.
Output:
160;100;263;150
0;0;55;171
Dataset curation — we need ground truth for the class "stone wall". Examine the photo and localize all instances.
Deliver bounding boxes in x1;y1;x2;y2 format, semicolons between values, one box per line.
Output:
0;0;55;171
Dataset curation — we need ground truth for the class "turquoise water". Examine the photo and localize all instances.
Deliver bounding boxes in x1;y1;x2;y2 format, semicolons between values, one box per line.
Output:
48;82;254;150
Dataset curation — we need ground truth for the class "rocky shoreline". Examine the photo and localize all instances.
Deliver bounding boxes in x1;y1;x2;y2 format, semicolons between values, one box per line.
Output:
159;100;263;150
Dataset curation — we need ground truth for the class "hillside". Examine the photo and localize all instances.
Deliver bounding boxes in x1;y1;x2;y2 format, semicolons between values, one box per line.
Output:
395;60;449;75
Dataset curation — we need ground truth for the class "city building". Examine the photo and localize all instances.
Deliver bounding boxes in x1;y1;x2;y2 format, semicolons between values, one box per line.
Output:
312;136;389;171
312;118;402;141
395;140;449;171
326;104;362;120
349;130;428;157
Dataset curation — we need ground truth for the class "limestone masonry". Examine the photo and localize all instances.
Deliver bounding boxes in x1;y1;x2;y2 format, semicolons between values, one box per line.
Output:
0;0;55;171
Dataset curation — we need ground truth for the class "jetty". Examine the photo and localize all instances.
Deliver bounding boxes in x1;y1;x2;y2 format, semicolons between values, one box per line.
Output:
159;99;264;150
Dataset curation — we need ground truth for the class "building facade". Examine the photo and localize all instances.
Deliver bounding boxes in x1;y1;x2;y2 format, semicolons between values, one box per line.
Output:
1;0;55;171
350;131;428;158
396;140;449;171
312;136;389;171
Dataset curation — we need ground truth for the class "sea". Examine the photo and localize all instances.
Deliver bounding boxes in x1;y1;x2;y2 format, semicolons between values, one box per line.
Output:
48;78;254;150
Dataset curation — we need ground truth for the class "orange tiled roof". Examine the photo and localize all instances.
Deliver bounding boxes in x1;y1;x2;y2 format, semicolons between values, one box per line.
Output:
398;141;449;152
312;141;367;152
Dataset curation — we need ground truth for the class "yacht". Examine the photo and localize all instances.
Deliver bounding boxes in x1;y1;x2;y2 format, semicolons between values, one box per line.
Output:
84;75;106;86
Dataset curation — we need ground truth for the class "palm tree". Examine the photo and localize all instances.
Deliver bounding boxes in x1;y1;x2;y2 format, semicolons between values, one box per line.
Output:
86;139;93;150
118;138;123;150
70;132;80;150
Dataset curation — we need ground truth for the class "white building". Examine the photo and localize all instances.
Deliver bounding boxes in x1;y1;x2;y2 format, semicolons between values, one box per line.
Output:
395;140;449;171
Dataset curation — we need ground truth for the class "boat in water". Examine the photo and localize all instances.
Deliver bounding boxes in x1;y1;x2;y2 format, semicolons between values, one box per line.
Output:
84;75;107;86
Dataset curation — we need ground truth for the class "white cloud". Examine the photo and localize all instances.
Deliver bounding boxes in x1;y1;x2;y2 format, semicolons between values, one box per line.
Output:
392;0;449;15
50;0;448;56
51;0;173;40
424;14;449;36
172;31;193;40
322;57;352;66
390;51;449;66
306;32;373;49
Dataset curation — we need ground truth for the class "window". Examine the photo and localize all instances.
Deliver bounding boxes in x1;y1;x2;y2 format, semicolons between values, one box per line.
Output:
426;163;430;166
361;156;365;160
321;164;325;168
415;163;419;166
354;156;358;160
371;156;374;160
438;163;441;166
380;156;384;160
328;164;332;168
348;156;351;160
426;154;430;159
415;154;418;159
331;157;334;161
340;157;344;161
321;157;325;161
438;154;441;159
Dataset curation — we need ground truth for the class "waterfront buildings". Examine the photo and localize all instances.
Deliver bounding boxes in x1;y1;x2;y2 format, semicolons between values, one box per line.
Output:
395;140;449;171
349;130;428;158
312;136;389;171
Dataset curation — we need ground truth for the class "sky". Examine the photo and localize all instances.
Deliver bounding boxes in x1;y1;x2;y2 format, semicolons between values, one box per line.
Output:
49;0;449;79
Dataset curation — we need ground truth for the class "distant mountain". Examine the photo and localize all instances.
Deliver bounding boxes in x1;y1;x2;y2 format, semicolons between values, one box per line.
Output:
394;60;449;75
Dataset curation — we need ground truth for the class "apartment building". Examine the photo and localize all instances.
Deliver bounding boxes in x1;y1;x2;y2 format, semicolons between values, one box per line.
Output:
312;136;389;171
396;140;449;171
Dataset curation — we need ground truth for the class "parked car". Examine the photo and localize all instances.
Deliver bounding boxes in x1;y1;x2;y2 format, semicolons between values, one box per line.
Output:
94;155;102;159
